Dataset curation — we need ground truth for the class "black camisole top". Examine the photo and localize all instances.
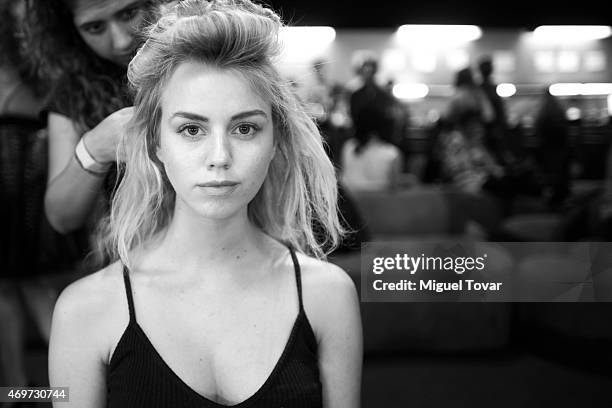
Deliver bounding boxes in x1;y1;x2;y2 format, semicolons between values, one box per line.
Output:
106;245;323;407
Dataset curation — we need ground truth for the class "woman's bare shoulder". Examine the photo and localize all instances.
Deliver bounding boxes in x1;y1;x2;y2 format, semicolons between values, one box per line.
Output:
293;252;360;340
295;252;355;290
52;261;128;340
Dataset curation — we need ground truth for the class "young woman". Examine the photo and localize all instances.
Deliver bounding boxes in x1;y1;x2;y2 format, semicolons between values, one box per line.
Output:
48;1;363;407
24;0;163;235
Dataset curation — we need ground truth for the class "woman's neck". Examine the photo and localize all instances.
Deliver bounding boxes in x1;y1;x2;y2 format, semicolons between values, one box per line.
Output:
148;204;267;276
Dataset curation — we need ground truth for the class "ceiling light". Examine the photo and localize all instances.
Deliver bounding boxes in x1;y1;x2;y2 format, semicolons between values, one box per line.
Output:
532;25;612;43
396;25;482;47
392;83;429;100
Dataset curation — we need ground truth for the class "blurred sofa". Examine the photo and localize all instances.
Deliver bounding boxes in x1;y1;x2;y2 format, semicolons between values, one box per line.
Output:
329;185;514;354
329;185;612;364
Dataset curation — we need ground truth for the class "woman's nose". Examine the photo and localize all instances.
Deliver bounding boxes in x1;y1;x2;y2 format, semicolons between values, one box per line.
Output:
207;131;232;169
109;22;134;53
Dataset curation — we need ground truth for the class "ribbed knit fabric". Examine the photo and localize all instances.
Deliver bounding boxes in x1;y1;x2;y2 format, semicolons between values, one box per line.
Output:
107;246;323;407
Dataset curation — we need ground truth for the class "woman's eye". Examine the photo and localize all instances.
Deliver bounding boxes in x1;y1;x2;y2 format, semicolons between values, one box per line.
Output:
179;125;203;138
233;124;258;137
82;22;105;35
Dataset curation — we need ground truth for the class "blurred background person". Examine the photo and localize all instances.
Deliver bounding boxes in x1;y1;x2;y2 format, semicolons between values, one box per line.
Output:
440;67;543;217
533;87;572;210
0;0;83;389
477;54;513;165
440;67;501;194
349;54;396;131
24;0;162;268
341;105;403;192
302;59;343;166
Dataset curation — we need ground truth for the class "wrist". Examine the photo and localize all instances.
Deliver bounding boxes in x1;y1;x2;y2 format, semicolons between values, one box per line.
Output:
82;130;113;164
74;138;111;176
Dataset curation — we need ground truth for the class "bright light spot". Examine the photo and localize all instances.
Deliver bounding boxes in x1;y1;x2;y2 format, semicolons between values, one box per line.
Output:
392;83;429;100
549;83;583;96
396;25;482;48
496;83;516;97
411;51;437;72
279;26;336;62
608;95;612;116
532;25;612;43
582;83;612;95
550;83;612;96
566;107;582;121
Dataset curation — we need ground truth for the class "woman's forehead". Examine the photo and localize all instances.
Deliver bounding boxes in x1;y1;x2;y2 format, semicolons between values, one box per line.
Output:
71;0;141;23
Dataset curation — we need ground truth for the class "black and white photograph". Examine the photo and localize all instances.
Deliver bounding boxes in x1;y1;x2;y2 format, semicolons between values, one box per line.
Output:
1;0;611;406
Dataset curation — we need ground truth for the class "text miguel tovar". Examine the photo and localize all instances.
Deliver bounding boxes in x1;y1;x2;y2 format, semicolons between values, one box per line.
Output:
372;279;503;292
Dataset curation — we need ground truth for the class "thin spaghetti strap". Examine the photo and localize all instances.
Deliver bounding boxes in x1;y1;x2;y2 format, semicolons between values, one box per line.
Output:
287;245;304;312
122;264;137;322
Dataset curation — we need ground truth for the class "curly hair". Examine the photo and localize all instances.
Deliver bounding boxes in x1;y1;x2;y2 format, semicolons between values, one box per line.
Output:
22;0;164;131
98;0;345;266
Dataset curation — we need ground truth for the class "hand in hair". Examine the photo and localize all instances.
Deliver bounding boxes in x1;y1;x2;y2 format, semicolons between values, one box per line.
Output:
83;107;134;164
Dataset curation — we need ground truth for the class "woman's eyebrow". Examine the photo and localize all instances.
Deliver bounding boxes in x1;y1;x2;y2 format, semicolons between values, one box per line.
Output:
230;110;268;121
170;110;268;122
170;112;209;122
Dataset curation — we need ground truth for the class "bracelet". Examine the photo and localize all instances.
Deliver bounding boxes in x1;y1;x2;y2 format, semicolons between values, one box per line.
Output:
74;138;111;176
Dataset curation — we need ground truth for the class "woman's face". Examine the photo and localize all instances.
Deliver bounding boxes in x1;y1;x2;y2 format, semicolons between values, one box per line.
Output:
71;0;146;66
157;61;276;221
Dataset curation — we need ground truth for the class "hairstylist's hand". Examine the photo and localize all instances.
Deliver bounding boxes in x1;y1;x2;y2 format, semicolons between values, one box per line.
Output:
82;106;134;164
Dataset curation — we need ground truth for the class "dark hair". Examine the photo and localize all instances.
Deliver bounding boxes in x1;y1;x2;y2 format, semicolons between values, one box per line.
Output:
478;55;493;77
0;0;21;68
353;105;388;154
23;0;163;130
0;0;38;86
454;67;475;88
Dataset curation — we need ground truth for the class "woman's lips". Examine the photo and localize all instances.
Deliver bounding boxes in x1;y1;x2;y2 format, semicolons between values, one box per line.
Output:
198;180;239;187
197;181;239;196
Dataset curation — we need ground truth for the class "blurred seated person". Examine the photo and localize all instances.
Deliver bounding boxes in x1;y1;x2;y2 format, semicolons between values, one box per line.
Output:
440;68;541;214
441;68;501;193
341;105;403;192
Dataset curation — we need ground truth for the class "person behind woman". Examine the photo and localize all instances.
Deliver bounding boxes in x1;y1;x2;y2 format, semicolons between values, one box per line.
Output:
24;0;163;239
341;104;403;192
0;0;48;390
48;0;362;407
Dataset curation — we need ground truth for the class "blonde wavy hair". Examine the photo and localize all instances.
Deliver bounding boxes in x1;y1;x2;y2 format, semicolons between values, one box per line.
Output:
98;0;344;268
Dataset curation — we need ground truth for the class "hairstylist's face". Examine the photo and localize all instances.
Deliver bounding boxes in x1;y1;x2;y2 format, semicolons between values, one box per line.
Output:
157;61;276;221
71;0;145;66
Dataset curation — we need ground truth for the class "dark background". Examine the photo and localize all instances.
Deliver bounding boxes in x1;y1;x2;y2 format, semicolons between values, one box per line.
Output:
265;1;610;29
